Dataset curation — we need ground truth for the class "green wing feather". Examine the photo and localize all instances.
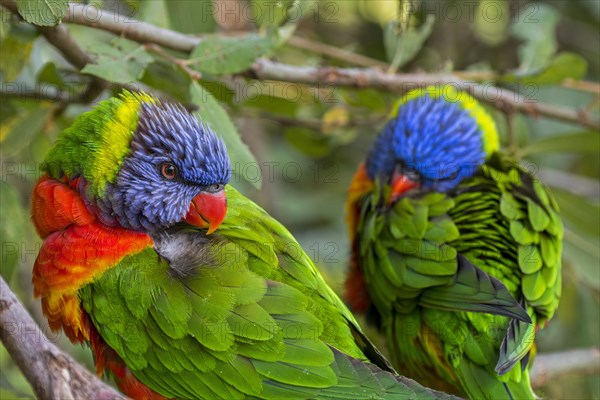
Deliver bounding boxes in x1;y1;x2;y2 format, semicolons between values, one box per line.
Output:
356;153;562;399
80;186;456;400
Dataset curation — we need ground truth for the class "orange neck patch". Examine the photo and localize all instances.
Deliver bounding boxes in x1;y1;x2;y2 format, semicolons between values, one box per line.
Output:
345;164;374;242
344;164;374;313
32;175;153;342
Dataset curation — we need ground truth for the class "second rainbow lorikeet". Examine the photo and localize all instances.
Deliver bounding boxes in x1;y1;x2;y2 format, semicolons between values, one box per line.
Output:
31;91;457;399
345;87;563;399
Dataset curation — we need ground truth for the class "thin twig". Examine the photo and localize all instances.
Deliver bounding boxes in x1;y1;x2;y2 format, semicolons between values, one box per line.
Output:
530;347;600;388
1;84;75;102
453;70;500;81
0;276;126;400
562;78;600;95
287;35;389;69
284;40;600;98
144;44;201;81
242;109;383;131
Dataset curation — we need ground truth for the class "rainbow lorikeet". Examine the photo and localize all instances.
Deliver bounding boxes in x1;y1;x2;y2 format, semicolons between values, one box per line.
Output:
345;87;563;399
31;91;457;399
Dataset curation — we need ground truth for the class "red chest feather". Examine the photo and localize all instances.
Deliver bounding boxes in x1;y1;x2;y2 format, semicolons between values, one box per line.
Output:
31;175;152;341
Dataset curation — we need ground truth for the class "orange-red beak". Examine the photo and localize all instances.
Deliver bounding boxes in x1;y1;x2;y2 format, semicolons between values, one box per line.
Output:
183;190;227;234
390;172;418;202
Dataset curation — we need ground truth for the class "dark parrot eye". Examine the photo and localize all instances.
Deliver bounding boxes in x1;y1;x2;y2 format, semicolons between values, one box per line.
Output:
160;163;178;180
405;169;422;183
206;184;223;193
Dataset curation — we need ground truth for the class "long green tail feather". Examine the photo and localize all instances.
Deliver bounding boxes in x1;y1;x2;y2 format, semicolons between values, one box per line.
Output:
455;359;535;400
419;255;532;323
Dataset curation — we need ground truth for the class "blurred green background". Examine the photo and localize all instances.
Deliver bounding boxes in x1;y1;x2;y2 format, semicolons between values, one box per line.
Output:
1;0;598;398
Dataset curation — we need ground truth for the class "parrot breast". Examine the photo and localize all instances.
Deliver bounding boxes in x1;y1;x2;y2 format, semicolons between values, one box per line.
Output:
31;174;153;342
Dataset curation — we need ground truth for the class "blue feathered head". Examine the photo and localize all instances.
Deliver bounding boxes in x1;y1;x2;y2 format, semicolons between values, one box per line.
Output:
92;95;231;233
365;87;499;193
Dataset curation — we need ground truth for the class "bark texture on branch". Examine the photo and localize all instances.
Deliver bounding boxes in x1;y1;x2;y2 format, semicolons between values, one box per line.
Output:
250;59;600;130
0;276;127;400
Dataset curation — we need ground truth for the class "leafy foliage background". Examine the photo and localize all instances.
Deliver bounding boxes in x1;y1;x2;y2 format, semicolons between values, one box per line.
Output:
0;0;598;398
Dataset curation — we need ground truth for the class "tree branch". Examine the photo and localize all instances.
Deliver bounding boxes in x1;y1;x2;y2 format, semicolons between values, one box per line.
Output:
530;347;600;388
54;2;600;130
250;59;600;130
0;276;127;399
1;84;75;102
1;0;107;103
2;1;597;129
65;2;198;53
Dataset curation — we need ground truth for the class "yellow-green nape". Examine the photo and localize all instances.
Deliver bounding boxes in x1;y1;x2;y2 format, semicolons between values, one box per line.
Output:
89;91;156;196
390;85;500;156
42;90;157;198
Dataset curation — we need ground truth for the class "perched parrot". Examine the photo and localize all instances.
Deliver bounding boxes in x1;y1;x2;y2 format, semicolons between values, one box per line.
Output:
345;87;563;399
31;91;457;400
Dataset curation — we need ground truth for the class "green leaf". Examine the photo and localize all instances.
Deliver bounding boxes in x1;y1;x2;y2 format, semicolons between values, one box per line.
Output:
0;106;50;156
189;81;261;189
200;79;236;105
563;230;600;290
16;0;68;26
251;0;296;28
503;52;588;85
36;61;69;88
520;131;600;156
0;182;26;281
384;14;435;71
341;88;387;112
0;28;34;81
82;38;153;84
551;187;599;238
284;127;332;157
243;93;299;117
473;0;510;46
510;3;559;73
164;0;215;33
136;0;170;29
188;32;277;75
141;59;192;103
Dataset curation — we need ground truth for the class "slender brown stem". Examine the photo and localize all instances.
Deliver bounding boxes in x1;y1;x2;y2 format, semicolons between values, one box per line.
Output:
144;44;201;81
287;35;389;69
562;78;600;95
